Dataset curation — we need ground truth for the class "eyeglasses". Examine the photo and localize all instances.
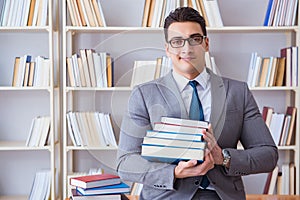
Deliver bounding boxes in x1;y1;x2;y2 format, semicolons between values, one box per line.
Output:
168;35;207;48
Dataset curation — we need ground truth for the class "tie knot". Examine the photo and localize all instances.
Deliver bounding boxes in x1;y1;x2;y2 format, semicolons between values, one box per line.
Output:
189;80;198;89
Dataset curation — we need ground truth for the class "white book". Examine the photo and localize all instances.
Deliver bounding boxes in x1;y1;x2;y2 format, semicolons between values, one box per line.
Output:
104;113;118;147
93;112;108;146
1;0;11;26
21;0;32;26
130;60;157;87
100;52;107;87
96;0;107;27
93;52;103;87
247;52;257;86
66;112;79;146
39;116;51;146
269;112;285;145
75;112;89;146
251;55;262;87
160;116;208;128
26;117;36;146
79;49;91;87
71;54;81;86
69;112;83;146
281;163;290;194
31;0;41;26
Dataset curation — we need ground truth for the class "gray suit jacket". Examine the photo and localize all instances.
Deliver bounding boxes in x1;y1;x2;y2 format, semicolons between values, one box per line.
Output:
117;69;278;200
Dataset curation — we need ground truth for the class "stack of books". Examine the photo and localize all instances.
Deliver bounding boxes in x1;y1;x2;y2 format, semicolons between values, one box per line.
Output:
141;117;208;164
70;173;130;199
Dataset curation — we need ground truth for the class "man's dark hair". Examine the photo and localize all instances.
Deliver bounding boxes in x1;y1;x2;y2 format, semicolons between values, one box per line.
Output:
163;7;207;42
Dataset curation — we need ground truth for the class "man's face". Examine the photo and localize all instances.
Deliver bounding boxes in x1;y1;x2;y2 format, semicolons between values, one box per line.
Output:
165;21;209;80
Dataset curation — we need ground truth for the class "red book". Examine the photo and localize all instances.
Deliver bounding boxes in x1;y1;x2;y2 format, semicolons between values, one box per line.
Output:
70;174;121;189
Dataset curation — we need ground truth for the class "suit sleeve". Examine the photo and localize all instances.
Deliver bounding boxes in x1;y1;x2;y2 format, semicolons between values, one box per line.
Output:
223;82;278;176
116;86;176;190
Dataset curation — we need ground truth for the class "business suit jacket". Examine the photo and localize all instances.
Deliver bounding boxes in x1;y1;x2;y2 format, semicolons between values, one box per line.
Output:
117;69;278;200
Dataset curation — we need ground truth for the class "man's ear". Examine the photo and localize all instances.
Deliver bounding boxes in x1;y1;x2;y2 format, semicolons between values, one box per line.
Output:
165;43;170;57
204;37;209;52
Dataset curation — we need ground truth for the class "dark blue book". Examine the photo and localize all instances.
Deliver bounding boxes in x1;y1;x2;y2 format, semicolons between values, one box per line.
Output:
77;182;130;196
263;0;274;26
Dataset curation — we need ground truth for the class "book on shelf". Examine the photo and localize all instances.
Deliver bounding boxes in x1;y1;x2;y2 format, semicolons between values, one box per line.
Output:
26;116;51;147
285;106;297;145
263;165;279;194
0;0;48;27
67;0;106;27
70;173;121;189
263;0;298;26
130;60;157;87
67;50;113;87
141;0;223;27
268;112;285;145
28;170;51;200
70;189;129;200
76;182;130;196
66;111;117;147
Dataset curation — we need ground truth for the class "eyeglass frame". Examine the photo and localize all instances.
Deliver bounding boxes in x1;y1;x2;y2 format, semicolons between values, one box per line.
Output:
167;33;207;48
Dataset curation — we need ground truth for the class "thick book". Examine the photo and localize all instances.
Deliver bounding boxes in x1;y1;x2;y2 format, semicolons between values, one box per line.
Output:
141;144;204;164
143;136;206;149
146;130;203;141
160;116;208;129
70;174;121;189
153;122;206;135
76;182;130;195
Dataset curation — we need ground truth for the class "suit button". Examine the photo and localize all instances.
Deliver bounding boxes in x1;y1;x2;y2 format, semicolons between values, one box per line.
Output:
194;180;200;186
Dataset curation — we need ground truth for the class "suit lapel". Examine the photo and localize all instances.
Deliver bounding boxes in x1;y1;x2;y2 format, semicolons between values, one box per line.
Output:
158;72;189;119
209;70;227;140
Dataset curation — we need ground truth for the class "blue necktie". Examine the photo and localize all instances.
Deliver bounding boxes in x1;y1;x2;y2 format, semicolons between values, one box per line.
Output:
188;80;210;189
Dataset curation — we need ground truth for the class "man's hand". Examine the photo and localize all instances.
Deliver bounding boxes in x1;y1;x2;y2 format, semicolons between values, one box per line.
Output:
202;124;223;165
174;153;214;178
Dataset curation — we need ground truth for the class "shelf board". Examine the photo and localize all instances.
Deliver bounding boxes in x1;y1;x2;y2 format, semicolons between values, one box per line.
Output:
0;195;27;200
249;86;298;91
0;86;52;91
0;26;50;32
278;145;297;150
65;86;132;92
66;145;117;151
0;141;51;151
65;25;298;33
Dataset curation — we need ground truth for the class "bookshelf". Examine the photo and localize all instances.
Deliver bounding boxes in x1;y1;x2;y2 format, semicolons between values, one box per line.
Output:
0;0;56;199
62;0;299;198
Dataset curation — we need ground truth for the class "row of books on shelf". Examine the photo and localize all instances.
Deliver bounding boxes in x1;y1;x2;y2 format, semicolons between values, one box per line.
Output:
263;163;295;195
262;106;297;146
26;116;50;147
141;116;208;164
130;56;171;87
29;169;51;200
247;46;298;88
130;52;218;88
67;0;106;27
69;173;130;199
12;55;50;87
66;111;117;147
67;49;113;87
142;0;223;28
264;0;298;26
0;0;48;27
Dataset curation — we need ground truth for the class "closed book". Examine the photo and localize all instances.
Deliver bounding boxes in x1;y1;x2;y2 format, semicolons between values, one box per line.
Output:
70;174;121;189
70;188;129;200
77;182;130;195
160;117;208;129
146;130;203;141
141;144;204;164
143;136;206;149
154;122;205;135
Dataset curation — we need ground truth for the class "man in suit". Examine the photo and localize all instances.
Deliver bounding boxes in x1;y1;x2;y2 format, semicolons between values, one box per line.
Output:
117;7;278;200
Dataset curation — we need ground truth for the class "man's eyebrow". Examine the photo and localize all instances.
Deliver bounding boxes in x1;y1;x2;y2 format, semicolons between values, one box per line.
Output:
189;33;202;37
